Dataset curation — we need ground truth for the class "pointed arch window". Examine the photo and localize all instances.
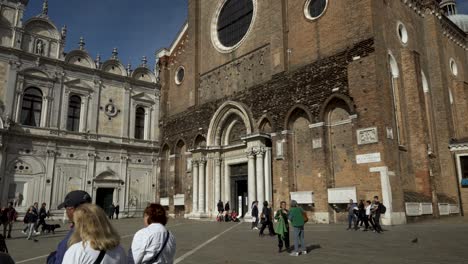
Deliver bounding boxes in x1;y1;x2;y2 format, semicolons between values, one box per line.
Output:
135;107;145;140
67;95;81;131
20;87;43;127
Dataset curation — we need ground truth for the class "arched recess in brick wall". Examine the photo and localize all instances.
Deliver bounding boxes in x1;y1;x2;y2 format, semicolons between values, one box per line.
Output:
388;51;406;146
258;117;273;134
193;134;207;149
325;98;355;187
207;101;253;146
287;107;313;192
175;140;187;195
160;144;170;197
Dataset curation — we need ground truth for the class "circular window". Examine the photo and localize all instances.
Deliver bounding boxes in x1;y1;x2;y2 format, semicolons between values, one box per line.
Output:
397;22;408;44
211;0;256;52
175;66;185;85
450;58;458;76
304;0;328;20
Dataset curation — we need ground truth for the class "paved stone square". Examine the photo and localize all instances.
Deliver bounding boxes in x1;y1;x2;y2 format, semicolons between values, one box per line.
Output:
4;217;468;264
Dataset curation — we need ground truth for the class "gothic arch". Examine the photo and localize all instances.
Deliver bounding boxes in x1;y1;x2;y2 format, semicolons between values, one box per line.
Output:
319;94;355;123
285;105;313;130
257;115;274;133
193;134;207;149
207;101;253;146
7;156;45;175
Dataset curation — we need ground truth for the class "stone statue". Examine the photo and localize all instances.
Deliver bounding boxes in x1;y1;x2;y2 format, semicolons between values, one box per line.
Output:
36;40;44;55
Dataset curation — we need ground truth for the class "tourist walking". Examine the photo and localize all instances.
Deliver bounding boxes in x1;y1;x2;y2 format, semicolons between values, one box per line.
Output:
22;202;39;234
129;203;176;264
372;196;384;233
62;203;127;264
109;203;115;219
2;203;17;238
36;203;48;233
346;199;358;230
217;200;224;216
24;206;38;240
288;200;307;257
115;204;120;219
259;201;275;236
251;201;259;230
274;201;290;253
365;200;374;231
47;190;92;264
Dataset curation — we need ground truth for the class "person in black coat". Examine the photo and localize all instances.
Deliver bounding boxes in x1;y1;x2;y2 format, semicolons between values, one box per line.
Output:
259;201;275;236
224;201;230;222
251;201;259;230
35;203;47;233
114;204;120;219
24;206;38;240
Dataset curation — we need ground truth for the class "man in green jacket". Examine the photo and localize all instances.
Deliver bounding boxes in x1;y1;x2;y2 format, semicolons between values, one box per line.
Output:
288;200;307;256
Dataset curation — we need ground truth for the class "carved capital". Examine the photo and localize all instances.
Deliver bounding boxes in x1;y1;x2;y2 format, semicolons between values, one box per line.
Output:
254;147;266;157
46;149;57;157
214;158;222;166
245;148;256;158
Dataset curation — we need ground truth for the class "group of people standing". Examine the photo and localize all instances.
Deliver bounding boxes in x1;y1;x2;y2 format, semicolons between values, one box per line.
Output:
42;190;176;264
346;196;386;233
251;200;309;257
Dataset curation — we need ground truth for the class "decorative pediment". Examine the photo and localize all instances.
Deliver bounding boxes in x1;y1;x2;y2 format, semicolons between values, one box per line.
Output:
95;169;120;181
132;92;156;104
64;78;94;93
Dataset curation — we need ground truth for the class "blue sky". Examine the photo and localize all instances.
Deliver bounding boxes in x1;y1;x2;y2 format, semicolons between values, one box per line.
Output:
23;1;468;70
24;0;187;70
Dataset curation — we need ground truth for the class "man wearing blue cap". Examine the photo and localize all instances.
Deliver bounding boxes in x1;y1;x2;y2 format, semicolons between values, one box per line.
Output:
46;190;92;264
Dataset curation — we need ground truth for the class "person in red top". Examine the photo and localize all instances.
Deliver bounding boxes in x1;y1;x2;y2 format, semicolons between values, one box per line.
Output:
230;211;240;222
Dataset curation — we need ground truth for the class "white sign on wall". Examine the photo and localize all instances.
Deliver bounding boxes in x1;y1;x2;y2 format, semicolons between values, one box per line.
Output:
174;194;185;206
356;153;381;164
160;197;169;206
290;191;314;204
327;186;357;204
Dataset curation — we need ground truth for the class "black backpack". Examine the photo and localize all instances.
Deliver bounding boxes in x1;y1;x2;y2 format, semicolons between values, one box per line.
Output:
380;204;387;214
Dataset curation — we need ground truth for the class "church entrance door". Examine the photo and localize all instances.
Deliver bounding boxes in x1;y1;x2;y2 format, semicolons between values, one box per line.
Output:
230;163;248;217
96;188;114;216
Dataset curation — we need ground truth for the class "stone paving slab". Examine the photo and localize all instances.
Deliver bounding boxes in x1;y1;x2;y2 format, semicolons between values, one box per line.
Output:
4;217;468;264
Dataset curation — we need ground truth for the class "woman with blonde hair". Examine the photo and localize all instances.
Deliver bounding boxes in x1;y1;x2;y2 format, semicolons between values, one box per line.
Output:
62;203;126;264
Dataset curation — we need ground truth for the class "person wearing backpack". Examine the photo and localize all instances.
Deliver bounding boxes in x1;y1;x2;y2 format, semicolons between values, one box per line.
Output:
371;196;384;233
288;200;307;257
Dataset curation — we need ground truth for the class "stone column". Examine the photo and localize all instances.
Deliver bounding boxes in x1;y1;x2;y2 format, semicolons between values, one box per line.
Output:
79;95;90;132
192;160;199;214
144;107;151;140
198;159;206;214
60;90;70;130
256;147;265;207
264;147;272;203
224;161;231;204
45;150;57;207
121;86;131;138
13;90;23;123
214;157;222;211
40;96;50;127
247;149;256;216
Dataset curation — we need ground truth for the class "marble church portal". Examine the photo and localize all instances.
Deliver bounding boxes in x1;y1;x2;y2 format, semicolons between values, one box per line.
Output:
0;0;159;216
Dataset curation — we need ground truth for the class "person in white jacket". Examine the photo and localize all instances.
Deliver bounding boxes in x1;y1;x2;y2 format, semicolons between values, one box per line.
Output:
62;203;127;264
129;204;176;264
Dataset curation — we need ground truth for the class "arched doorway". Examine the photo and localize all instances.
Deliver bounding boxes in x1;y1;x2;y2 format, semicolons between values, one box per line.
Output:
175;140;187;217
94;171;122;216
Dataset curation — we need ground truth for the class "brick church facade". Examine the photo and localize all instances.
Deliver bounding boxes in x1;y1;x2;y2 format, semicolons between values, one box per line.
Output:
156;0;468;224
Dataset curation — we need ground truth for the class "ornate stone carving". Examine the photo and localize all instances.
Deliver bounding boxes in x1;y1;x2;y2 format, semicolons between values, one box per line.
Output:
357;127;378;145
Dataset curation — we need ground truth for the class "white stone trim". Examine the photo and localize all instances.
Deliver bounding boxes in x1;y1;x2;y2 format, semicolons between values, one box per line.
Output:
396;21;409;45
449;57;458;77
210;0;258;53
309;122;324;128
304;0;329;21
174;66;185;85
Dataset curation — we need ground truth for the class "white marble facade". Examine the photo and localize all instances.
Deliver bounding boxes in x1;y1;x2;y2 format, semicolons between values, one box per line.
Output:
0;0;159;215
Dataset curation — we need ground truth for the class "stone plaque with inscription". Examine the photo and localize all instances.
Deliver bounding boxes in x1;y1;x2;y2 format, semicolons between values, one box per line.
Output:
356;153;381;164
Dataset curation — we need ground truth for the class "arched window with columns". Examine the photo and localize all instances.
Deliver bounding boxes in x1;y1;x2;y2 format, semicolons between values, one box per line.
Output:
67;95;81;131
20;87;43;127
135;107;145;140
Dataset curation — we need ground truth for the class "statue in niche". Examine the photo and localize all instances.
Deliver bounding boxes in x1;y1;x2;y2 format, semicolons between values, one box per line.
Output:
35;40;44;55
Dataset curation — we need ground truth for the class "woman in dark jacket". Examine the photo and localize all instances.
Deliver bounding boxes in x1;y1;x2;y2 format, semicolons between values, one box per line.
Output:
24;206;38;240
251;201;259;230
259;201;275;236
